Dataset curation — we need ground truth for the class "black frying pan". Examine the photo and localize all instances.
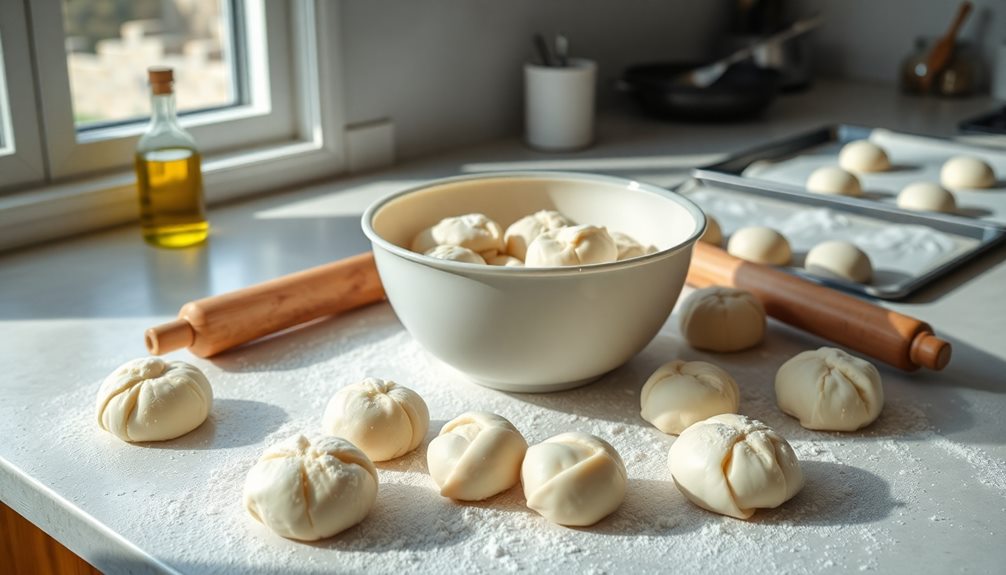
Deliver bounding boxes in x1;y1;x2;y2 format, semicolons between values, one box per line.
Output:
620;61;780;121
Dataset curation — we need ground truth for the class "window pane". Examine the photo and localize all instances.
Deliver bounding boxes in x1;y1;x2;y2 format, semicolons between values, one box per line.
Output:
0;30;8;150
62;0;240;129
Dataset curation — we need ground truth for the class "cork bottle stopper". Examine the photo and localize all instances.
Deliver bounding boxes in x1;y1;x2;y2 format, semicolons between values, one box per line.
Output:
148;66;174;95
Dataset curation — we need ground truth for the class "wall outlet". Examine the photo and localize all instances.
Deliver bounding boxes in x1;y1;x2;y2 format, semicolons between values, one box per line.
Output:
345;118;395;173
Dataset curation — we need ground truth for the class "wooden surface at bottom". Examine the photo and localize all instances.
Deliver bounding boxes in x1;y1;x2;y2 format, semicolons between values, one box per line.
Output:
0;501;101;575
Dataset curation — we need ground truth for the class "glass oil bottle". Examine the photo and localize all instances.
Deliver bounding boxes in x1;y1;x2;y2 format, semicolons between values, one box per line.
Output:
135;67;209;248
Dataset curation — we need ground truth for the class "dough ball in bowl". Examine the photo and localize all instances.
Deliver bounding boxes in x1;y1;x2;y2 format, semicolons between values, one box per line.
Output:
699;215;722;246
522;432;627;526
322;377;429;462
425;245;486;264
244;434;378;541
838;140;890;173
611;231;657;261
897;182;957;213
940;156;995;190
504;209;574;260
486;254;523;267
95;357;212;443
806;166;863;197
431;213;505;253
668;414;803;520
427;412;528;501
775;347;884;431
804;240;873;283
525;224;618;267
640;360;739;435
679;287;766;352
727;226;791;265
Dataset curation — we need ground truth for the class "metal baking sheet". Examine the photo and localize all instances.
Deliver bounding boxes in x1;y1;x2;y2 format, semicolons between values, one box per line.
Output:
677;175;1006;299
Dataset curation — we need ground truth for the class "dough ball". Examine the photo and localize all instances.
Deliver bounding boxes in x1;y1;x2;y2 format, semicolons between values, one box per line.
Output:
806;166;863;197
486;254;524;267
611;231;657;261
431;213;505;253
640;360;740;435
804;240;873;283
668;414;803;520
940;156;996;190
424;245;486;264
678;287;766;352
521;432;627;526
838;140;890;173
524;224;618;267
427;412;528;501
699;215;722;246
95;357;212;442
504;210;575;260
410;227;438;254
244;434;378;541
727;226;791;265
897;182;957;213
775;347;884;431
322;377;429;462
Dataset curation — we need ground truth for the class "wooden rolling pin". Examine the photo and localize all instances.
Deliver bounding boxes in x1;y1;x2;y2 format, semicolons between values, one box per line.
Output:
146;245;951;371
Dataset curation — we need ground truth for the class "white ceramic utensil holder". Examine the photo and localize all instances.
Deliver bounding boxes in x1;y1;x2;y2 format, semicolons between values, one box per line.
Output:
524;58;597;151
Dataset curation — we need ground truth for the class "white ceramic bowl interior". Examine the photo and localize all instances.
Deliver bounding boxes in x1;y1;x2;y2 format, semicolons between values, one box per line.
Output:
362;172;705;392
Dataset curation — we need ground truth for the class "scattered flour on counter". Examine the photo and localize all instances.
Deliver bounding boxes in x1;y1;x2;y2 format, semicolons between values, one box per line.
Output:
27;304;1006;574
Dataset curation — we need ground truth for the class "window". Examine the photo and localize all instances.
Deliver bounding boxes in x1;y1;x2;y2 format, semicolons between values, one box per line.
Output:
0;1;45;191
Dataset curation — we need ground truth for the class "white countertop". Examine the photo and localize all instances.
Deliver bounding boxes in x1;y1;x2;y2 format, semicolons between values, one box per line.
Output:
2;81;1005;575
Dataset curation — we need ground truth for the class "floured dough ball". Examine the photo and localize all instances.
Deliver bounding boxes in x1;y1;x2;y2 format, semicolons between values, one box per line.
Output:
95;357;212;442
427;412;528;501
806;166;863;197
322;377;429;462
700;215;722;246
727;226;791;265
668;414;803;520
524;224;618;267
611;231;657;260
678;287;766;352
897;182;956;213
431;213;505;253
838;140;890;173
425;244;486;264
775;347;884;431
522;432;627;526
410;226;438;254
244;434;378;541
504;210;575;260
486;254;524;267
804;240;873;283
940;156;995;190
640;360;739;435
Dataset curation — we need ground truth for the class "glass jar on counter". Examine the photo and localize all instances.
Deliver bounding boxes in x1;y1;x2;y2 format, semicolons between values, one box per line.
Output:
901;37;984;97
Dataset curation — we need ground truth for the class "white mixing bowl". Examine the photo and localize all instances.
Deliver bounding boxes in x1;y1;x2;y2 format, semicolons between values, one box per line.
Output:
361;171;705;392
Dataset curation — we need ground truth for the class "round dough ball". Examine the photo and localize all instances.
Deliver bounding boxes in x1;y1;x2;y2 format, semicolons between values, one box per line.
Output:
431;213;505;253
244;434;378;541
486;254;524;267
524;224;618;267
611;231;657;260
804;240;873;283
897;182;957;213
806;166;863;197
775;347;884;431
640;360;740;435
410;227;438;254
322;377;430;462
95;357;212;442
679;287;766;352
699;215;722;246
427;412;528;501
424;244;486;264
838;140;890;173
668;414;803;520
940;156;995;190
521;432;627;526
727;226;791;265
504;210;574;260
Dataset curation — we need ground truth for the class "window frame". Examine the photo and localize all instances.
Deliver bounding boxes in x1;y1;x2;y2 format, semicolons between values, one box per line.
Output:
0;0;46;190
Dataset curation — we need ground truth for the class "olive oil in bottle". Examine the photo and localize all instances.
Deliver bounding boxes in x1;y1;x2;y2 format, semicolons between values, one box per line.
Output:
135;67;209;248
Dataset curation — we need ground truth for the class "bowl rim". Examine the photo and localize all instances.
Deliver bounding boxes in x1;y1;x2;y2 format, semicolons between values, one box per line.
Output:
360;170;707;276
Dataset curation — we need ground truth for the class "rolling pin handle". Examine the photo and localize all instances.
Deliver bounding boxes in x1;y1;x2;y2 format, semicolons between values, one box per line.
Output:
145;319;195;355
910;332;952;371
